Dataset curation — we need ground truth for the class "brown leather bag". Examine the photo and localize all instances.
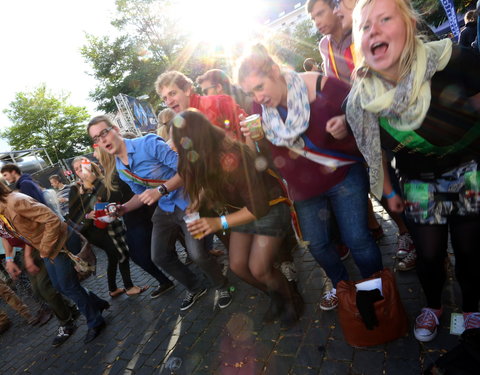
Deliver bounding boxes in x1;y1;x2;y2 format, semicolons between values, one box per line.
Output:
336;268;408;347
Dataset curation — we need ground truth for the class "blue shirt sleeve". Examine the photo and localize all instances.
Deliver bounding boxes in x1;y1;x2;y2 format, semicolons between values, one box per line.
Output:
143;134;179;173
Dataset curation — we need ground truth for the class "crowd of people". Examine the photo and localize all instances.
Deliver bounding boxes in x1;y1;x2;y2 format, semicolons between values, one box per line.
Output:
0;0;478;353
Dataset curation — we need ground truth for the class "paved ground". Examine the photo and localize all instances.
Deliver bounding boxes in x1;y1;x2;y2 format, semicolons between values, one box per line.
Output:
0;205;464;375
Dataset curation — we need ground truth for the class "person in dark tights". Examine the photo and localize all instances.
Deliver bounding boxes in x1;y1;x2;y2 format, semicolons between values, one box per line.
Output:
344;0;480;342
94;145;176;299
69;157;146;298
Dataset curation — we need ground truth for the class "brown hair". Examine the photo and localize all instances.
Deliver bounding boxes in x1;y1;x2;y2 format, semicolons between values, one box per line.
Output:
49;174;62;183
236;44;277;85
196;69;233;94
171;109;254;209
155;71;193;96
0;180;11;203
87;115;116;135
0;164;21;175
464;10;476;24
306;0;335;13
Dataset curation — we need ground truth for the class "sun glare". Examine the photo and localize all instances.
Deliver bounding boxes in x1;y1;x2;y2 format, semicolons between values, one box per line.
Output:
177;0;264;45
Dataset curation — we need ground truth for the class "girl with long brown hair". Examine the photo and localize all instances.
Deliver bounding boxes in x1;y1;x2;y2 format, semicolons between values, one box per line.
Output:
172;109;301;328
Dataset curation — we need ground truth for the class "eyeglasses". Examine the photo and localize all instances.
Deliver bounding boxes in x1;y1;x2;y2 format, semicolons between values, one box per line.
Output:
202;85;217;95
91;127;113;143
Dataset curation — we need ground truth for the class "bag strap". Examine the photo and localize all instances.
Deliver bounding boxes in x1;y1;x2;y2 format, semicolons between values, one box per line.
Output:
379;117;480;156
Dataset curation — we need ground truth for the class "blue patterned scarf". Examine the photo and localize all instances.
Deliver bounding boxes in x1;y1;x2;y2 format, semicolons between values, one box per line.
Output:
261;70;310;147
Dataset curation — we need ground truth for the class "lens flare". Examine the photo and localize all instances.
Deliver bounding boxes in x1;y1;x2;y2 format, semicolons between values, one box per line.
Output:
187;150;199;163
180;136;192;150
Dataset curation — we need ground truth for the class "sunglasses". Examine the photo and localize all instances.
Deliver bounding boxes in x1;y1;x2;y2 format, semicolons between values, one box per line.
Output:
202;85;217;95
91;127;113;144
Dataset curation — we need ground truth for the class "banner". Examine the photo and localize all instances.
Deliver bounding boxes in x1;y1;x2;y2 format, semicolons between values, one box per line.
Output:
439;0;460;41
125;95;158;133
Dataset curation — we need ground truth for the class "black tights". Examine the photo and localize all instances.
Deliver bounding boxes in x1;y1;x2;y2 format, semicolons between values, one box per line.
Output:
409;215;480;312
85;227;134;292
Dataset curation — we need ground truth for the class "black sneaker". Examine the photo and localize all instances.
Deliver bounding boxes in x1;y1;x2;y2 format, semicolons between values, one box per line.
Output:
216;288;232;309
180;288;207;311
52;323;76;347
150;282;175;299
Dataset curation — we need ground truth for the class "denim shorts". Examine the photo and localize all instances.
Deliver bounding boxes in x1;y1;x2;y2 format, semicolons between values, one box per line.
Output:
232;203;291;237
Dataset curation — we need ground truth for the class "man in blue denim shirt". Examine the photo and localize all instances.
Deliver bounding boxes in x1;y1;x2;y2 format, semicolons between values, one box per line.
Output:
87;116;231;311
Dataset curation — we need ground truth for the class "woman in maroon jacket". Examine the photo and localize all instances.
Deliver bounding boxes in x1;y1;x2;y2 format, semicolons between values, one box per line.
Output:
236;44;383;311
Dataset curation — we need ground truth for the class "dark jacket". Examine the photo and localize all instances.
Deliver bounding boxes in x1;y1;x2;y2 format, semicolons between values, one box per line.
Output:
459;21;478;48
16;174;46;204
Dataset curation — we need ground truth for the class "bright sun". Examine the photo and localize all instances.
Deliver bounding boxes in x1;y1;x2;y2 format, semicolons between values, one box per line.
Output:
176;0;265;45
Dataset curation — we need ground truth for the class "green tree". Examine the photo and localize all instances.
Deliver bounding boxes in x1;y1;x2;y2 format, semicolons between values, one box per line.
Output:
412;0;476;26
81;0;191;112
81;34;166;113
266;19;321;72
2;85;90;162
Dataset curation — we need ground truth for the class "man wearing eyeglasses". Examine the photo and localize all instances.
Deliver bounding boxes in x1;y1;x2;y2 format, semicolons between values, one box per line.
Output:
87;116;232;311
196;69;254;114
155;71;247;141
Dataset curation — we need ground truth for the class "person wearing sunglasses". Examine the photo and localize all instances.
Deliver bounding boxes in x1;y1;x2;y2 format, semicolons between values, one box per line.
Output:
196;69;254;115
155;71;248;142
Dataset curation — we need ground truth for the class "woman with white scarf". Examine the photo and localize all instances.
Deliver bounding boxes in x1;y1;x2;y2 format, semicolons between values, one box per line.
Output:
346;0;480;342
236;44;383;312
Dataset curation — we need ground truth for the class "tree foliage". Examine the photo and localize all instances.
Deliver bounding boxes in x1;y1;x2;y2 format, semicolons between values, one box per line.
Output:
412;0;476;26
266;20;321;72
1;85;90;162
81;0;191;112
81;34;166;113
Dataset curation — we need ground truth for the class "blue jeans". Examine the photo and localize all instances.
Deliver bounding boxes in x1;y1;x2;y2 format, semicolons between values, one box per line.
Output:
294;163;383;287
151;206;227;292
44;242;105;329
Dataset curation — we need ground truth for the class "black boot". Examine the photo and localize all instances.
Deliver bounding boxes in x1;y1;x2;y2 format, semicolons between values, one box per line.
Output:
280;287;303;330
263;291;284;324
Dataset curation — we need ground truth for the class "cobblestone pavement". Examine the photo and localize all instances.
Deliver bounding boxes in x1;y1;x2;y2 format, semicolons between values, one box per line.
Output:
0;205;464;375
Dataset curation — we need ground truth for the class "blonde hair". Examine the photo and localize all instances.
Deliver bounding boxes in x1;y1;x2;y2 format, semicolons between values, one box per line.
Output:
235;44;277;85
352;0;419;81
157;108;176;140
94;147;118;196
72;157;111;199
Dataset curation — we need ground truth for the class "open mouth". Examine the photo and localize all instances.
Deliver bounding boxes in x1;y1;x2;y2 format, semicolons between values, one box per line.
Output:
371;42;388;56
104;143;113;151
171;104;181;113
262;98;272;107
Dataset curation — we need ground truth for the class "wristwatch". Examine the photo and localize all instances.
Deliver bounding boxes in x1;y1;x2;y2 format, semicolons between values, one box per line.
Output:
157;183;169;196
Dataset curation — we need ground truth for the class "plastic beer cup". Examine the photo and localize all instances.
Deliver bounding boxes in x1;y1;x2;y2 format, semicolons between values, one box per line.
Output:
183;212;203;239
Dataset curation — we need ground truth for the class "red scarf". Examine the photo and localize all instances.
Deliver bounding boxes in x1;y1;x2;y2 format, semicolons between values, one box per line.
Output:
189;94;247;141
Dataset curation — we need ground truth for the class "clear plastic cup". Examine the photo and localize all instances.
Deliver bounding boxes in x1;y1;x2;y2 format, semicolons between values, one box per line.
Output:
183;212;203;239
